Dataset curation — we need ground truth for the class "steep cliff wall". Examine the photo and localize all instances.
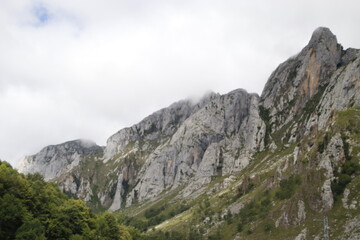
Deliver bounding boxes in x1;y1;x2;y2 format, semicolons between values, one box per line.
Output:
17;28;360;233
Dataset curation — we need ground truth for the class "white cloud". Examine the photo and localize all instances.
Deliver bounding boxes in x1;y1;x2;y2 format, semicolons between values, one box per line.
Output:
1;0;360;166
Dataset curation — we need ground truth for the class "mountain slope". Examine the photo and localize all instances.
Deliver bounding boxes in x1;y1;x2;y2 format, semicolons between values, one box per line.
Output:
260;27;359;143
17;27;360;239
19;89;265;211
0;160;140;240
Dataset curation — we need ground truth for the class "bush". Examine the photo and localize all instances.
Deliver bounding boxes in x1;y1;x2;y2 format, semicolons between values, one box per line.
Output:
263;222;273;232
332;173;352;197
332;159;360;199
237;222;243;232
342;161;360;176
261;198;271;207
275;175;301;200
145;205;166;219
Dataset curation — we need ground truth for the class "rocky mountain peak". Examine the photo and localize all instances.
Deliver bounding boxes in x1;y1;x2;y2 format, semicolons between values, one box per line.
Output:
308;27;338;47
305;27;342;73
102;92;220;161
17;139;103;181
33;139;103;158
15;29;360;237
259;27;347;138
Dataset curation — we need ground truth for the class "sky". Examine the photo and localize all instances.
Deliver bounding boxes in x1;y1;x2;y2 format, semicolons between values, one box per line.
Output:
1;0;360;167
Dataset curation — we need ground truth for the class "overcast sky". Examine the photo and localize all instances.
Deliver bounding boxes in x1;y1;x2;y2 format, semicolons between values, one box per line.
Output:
1;0;359;167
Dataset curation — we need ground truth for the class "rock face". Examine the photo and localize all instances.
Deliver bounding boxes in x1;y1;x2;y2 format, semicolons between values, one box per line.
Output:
17;140;103;181
260;27;359;137
103;95;217;161
126;89;264;204
17;26;360;225
18;89;264;211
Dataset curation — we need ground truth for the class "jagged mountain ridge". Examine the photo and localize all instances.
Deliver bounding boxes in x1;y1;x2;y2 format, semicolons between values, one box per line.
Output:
17;27;360;239
18;27;359;208
18;139;104;181
260;27;359;138
19;88;264;210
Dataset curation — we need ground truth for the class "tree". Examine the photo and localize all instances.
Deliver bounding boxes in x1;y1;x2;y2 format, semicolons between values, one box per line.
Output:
96;212;121;240
0;194;27;240
15;218;46;240
46;199;92;239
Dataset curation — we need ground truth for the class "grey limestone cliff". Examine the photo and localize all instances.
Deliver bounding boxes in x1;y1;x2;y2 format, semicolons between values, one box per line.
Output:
103;92;219;161
17;27;360;219
18;140;103;181
125;89;264;205
260;27;360;144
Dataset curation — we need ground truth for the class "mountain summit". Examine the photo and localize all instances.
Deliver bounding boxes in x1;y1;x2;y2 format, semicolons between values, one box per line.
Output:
18;28;360;239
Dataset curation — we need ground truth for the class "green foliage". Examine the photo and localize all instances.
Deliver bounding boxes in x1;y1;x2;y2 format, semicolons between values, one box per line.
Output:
0;160;133;240
342;160;360;176
95;212;122;240
126;202;190;231
0;194;28;240
263;222;273;232
142;229;202;240
332;173;352;197
334;106;360;132
125;217;148;232
275;175;301;200
46;199;92;239
237;222;244;232
332;160;360;199
261;197;271;207
237;175;255;196
342;135;352;161
259;106;272;146
239;201;261;223
15;219;46;240
207;228;222;240
317;133;330;153
69;235;84;240
144;205;167;219
331;106;360;200
236;198;272;232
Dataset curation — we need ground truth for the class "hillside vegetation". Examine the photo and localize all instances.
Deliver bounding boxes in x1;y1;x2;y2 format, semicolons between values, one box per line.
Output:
0;160;138;240
118;107;360;239
13;27;360;239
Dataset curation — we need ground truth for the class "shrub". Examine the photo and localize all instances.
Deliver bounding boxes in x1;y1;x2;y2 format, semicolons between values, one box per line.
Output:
263;222;273;232
144;205;166;219
332;159;360;199
237;222;243;232
275;175;301;200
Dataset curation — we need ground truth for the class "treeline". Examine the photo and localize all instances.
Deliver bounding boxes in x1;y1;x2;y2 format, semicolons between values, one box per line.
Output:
0;160;204;240
124;202;190;232
0;160;137;240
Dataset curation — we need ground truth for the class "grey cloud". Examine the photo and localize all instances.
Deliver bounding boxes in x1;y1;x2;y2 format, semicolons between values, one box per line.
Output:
1;0;360;166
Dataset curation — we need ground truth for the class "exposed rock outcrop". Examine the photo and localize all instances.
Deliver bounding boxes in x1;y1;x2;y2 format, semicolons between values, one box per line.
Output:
17;140;103;181
260;27;359;142
125;89;264;204
294;228;307;240
17;27;360;222
103;93;218;161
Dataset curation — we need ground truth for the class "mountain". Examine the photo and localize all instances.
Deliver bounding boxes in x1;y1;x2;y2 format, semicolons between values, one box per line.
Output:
18;27;360;239
18;139;104;181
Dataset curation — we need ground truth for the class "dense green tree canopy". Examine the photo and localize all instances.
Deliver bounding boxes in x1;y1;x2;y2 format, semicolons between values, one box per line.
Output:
0;161;135;240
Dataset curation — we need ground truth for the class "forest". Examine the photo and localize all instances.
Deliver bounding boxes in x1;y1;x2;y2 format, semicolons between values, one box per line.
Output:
0;160;200;240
